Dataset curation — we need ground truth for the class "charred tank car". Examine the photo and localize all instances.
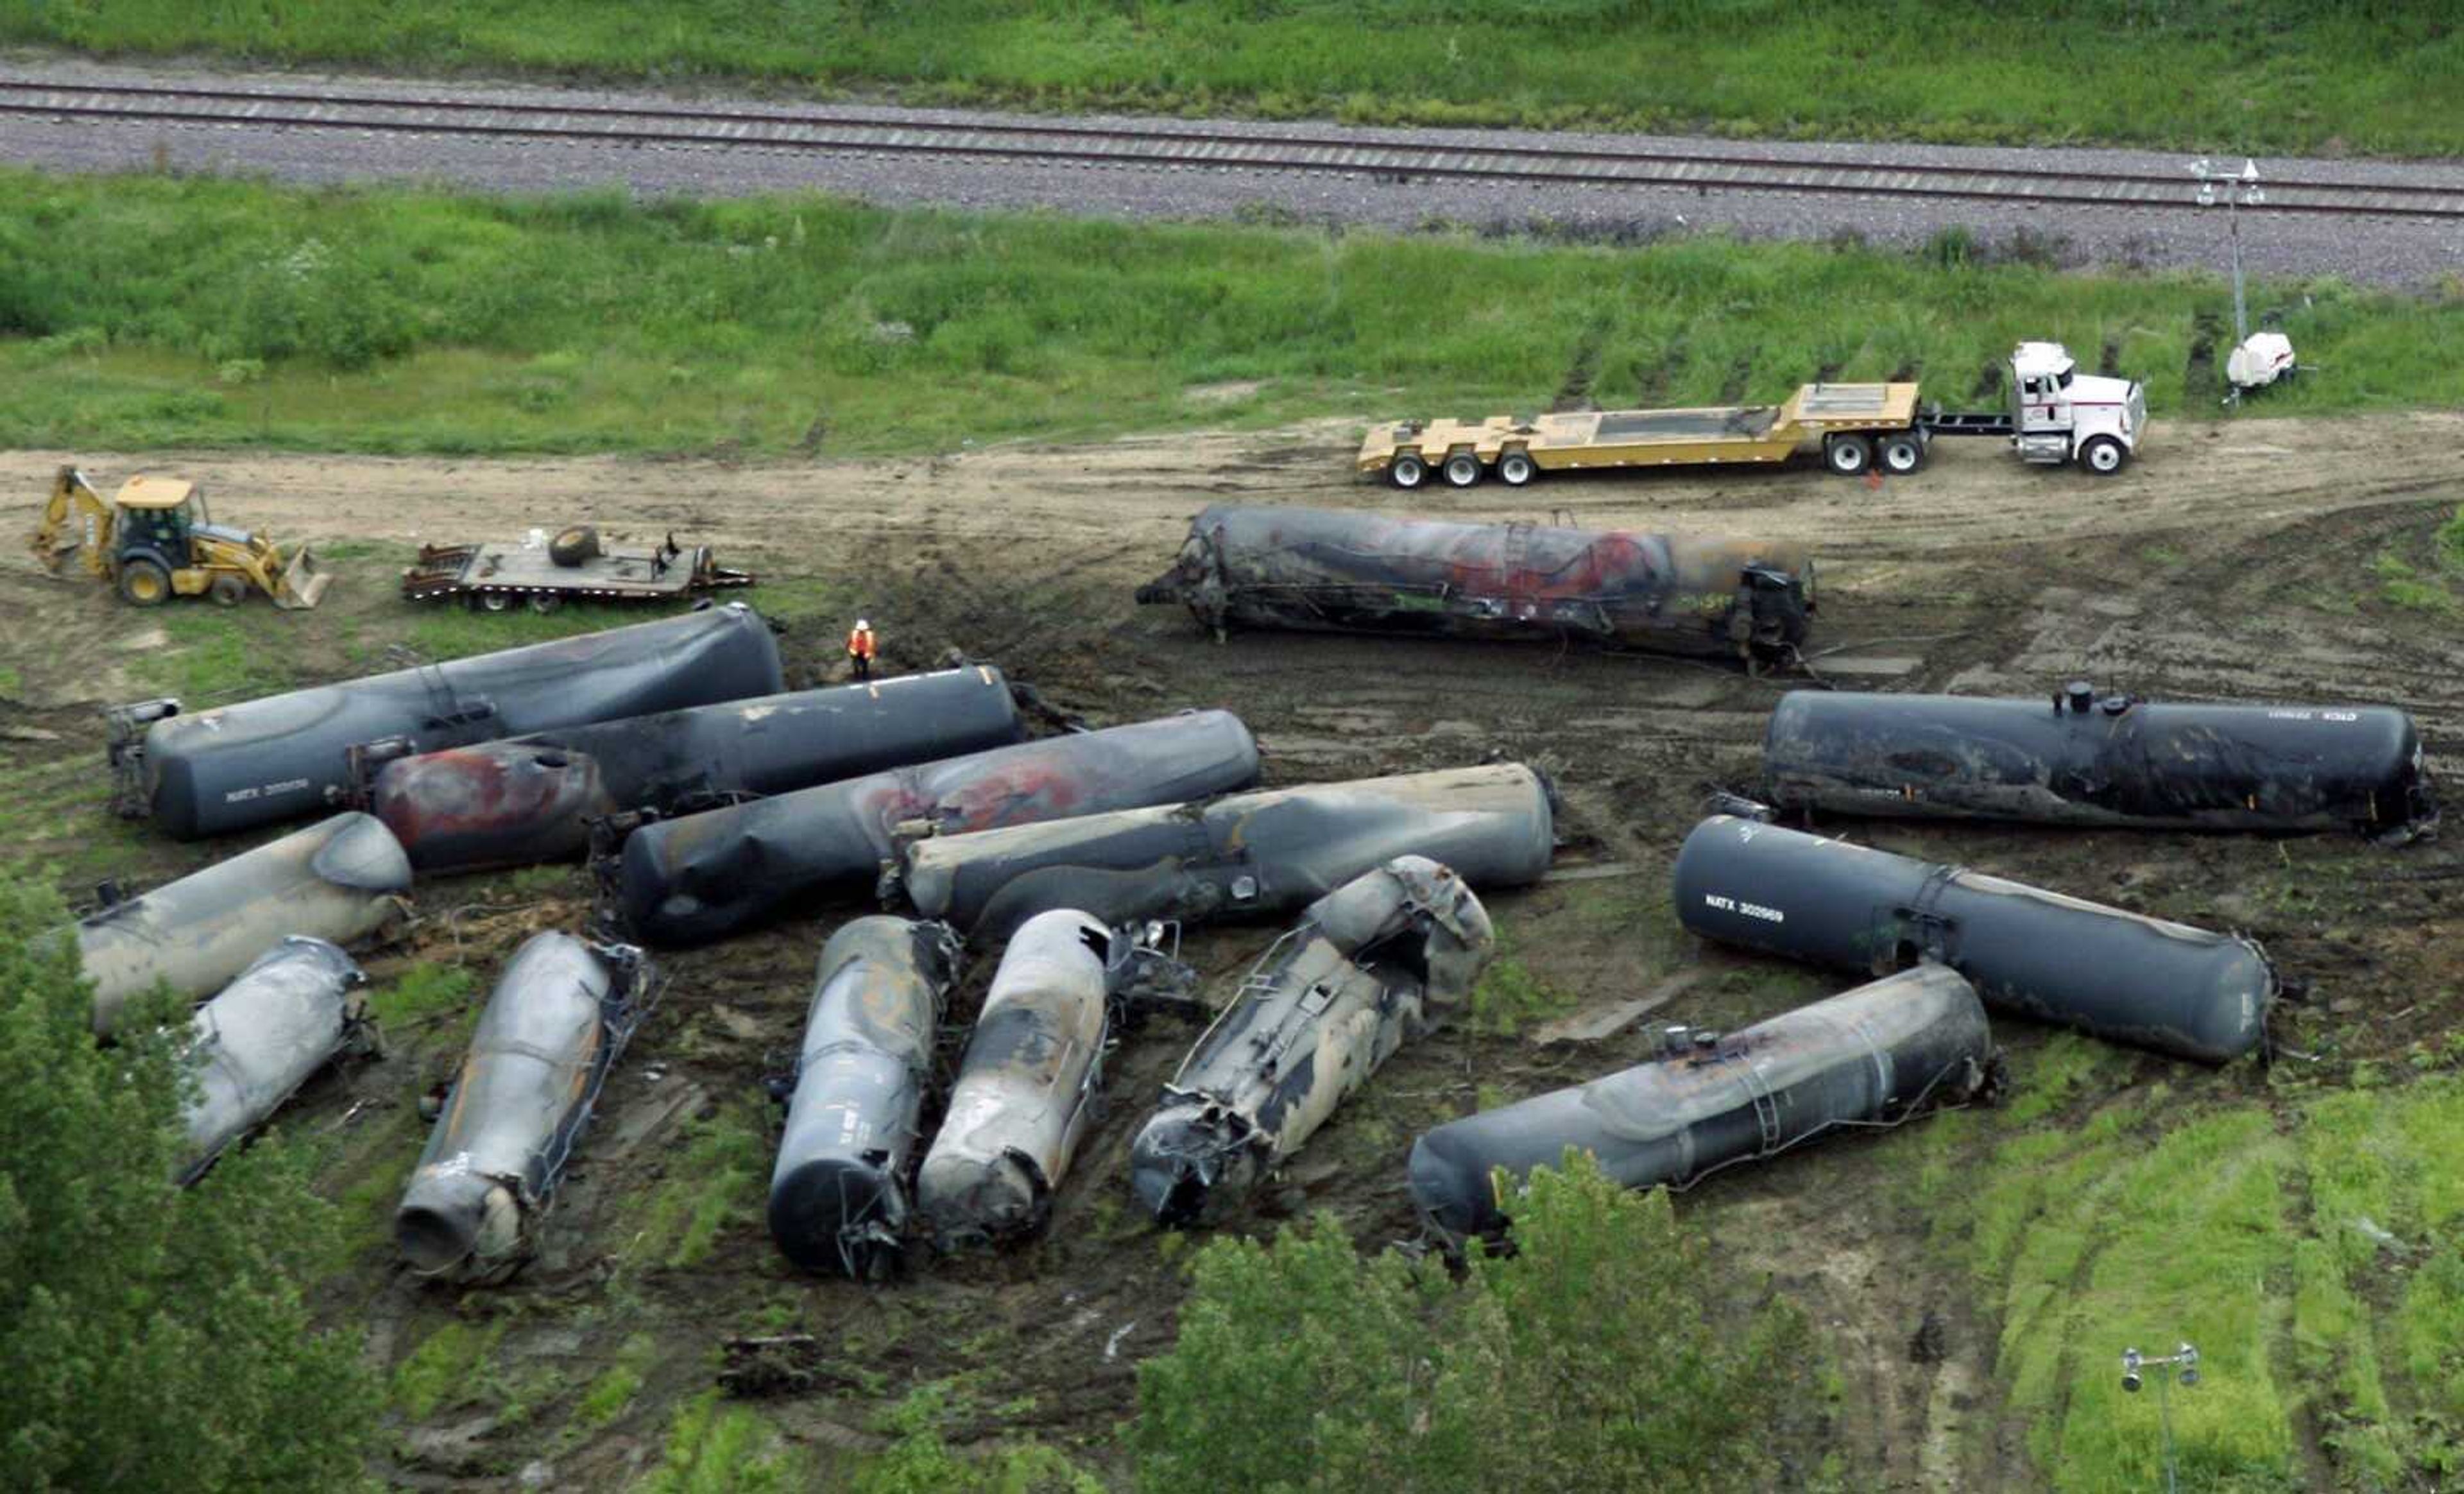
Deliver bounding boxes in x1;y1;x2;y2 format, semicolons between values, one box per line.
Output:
611;710;1262;946
395;932;653;1283
898;762;1553;943
768;918;961;1278
1672;815;2276;1062
1408;963;1994;1242
176;937;370;1184
1136;505;1813;665
1131;857;1494;1226
370;665;1023;872
115;603;784;839
1762;685;2436;841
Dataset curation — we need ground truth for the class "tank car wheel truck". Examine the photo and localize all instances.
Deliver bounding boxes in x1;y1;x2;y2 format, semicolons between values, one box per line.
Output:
1358;341;2146;488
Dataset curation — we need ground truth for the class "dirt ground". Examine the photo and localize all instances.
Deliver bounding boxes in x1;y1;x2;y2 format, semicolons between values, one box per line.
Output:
6;411;2462;1490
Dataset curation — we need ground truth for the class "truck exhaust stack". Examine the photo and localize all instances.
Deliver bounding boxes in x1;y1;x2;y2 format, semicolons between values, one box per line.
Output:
898;762;1555;942
1136;506;1813;665
1131;857;1494;1227
1672;815;2276;1062
176;937;370;1185
608;710;1261;946
72;811;411;1036
112;603;785;839
1761;685;2437;841
1408;963;1995;1242
370;665;1024;873
768;918;961;1278
395;933;653;1284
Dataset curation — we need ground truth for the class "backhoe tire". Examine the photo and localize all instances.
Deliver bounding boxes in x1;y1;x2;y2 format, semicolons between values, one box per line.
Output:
117;558;173;608
209;574;248;607
549;526;602;567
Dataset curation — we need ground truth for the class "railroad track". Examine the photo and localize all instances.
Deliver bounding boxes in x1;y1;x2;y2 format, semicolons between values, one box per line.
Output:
6;77;2463;221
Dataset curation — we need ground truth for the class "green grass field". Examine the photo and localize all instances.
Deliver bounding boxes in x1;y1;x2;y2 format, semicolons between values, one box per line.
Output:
5;170;2462;460
6;1;2458;156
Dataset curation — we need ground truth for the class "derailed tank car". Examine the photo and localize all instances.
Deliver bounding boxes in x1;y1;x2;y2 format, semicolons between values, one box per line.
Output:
395;932;652;1283
612;710;1262;946
768;918;961;1278
899;762;1553;943
1762;685;2438;841
113;602;784;839
370;665;1023;872
176;937;370;1184
916;911;1181;1248
1136;505;1814;665
1408;963;1994;1242
71;811;411;1036
1672;815;2276;1062
1131;857;1494;1226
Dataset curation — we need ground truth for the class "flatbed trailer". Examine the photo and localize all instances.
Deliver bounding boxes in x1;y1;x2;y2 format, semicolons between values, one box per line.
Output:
1361;382;1933;488
401;533;754;612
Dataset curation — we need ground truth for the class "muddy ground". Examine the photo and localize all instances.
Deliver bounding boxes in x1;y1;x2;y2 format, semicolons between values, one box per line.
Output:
5;413;2462;1490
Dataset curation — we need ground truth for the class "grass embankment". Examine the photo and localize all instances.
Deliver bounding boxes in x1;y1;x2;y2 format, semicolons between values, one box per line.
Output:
1909;1041;2464;1491
5;1;2458;155
6;171;2464;459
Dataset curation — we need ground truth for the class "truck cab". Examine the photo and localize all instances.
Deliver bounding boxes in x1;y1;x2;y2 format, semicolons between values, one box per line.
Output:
2008;341;2145;475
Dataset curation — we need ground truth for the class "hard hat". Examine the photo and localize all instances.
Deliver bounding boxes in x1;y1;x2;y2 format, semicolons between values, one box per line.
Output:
856;618;869;630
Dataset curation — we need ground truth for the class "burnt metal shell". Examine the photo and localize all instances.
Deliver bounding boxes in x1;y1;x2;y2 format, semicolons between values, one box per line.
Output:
901;762;1553;942
128;603;784;839
768;917;961;1278
613;710;1262;946
1408;963;1992;1242
1671;814;2274;1062
1763;688;2436;839
1135;504;1813;661
176;936;368;1184
372;665;1023;872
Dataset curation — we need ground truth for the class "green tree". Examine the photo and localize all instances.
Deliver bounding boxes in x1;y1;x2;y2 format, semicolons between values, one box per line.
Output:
0;875;377;1491
1133;1153;1818;1493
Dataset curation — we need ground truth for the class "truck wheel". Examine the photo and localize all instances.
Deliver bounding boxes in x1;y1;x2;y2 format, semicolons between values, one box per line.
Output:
1879;433;1925;475
1824;434;1873;476
117;558;173;607
1498;449;1537;486
208;574;248;607
1390;452;1428;489
1442;451;1483;488
2080;436;2127;476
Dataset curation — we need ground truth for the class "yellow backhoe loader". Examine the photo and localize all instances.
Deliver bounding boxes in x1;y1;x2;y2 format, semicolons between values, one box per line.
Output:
29;465;329;609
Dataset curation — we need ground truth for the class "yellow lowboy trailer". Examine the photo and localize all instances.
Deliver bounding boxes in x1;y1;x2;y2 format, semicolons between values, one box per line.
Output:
1359;382;1929;488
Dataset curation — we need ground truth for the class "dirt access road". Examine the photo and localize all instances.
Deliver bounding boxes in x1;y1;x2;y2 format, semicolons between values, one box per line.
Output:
4;413;2461;1488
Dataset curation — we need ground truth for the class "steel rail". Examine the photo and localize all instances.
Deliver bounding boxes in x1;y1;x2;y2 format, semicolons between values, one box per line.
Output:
6;78;2461;220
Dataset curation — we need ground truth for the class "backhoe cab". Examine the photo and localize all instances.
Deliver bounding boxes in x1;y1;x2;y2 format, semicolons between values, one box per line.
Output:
30;465;329;609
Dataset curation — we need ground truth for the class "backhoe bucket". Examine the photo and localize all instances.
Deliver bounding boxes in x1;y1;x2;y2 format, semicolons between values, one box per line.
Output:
274;545;330;610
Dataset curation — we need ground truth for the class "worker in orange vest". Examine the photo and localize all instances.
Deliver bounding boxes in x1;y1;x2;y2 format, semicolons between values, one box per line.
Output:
846;617;878;681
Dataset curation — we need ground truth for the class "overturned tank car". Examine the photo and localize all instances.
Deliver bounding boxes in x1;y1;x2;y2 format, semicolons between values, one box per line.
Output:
768;917;961;1278
1673;815;2276;1062
72;811;411;1036
918;911;1190;1248
369;665;1023;873
1408;963;1994;1242
611;710;1262;946
176;937;371;1185
1762;685;2438;841
900;762;1554;942
1131;856;1494;1226
1136;505;1814;664
112;603;784;839
395;932;652;1283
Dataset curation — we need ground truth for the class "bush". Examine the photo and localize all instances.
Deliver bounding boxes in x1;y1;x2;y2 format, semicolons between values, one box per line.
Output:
1133;1153;1817;1493
0;874;378;1491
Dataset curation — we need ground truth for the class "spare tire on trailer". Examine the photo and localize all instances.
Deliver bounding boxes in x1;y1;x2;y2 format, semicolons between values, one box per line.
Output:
549;526;602;568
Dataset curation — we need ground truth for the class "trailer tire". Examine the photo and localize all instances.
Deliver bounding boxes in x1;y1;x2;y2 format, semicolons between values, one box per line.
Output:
527;594;563;615
1824;434;1873;477
1442;451;1483;488
479;592;514;614
1390;452;1428;489
2080;436;2127;476
208;574;248;607
1498;449;1537;487
1879;433;1925;475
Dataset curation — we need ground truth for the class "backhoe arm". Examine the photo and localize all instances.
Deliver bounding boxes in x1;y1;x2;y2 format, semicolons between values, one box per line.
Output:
31;465;113;578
